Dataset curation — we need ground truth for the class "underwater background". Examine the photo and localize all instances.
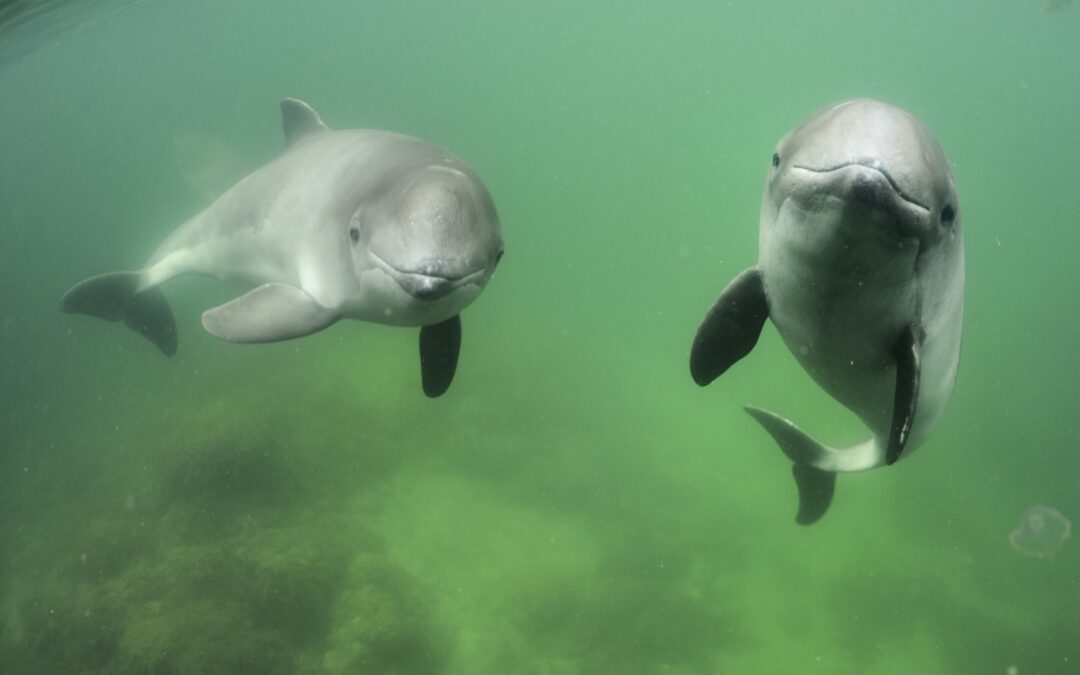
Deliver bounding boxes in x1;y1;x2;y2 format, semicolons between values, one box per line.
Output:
1;1;1078;673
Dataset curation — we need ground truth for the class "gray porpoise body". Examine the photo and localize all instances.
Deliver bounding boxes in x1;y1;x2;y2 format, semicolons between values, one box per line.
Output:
691;99;964;524
61;98;504;397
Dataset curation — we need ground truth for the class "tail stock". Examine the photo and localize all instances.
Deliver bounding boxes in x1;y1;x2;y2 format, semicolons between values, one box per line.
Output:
743;405;872;526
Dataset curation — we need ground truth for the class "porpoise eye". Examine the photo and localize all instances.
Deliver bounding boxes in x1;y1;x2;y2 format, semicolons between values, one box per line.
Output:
349;227;360;243
771;153;780;168
940;205;956;224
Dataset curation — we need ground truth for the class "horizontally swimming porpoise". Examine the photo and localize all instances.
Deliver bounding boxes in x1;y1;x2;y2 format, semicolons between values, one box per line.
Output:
690;99;964;524
62;98;504;397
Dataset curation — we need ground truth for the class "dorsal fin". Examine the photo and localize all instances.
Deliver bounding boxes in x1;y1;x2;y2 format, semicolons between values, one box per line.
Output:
280;98;330;148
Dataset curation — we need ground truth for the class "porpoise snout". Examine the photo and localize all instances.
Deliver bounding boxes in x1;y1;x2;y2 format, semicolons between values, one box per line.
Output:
369;246;493;301
789;161;933;240
793;161;929;212
847;165;907;210
396;272;457;301
385;260;491;301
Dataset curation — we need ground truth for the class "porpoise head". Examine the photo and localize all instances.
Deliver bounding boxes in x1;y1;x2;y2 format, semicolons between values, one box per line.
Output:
764;99;960;247
348;161;504;312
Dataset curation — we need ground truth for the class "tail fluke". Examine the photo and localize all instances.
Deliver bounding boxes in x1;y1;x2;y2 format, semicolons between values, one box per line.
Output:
744;405;841;525
61;272;177;356
790;463;837;526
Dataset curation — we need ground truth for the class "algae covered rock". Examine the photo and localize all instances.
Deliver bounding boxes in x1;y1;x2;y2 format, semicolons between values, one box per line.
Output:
0;391;452;675
322;552;448;675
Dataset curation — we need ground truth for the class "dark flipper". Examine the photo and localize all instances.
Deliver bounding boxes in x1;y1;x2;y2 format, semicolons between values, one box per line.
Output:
419;314;461;398
886;323;923;465
744;405;838;525
61;271;177;356
690;267;769;386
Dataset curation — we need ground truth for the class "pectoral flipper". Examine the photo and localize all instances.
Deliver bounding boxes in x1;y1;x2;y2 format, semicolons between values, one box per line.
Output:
690;267;769;386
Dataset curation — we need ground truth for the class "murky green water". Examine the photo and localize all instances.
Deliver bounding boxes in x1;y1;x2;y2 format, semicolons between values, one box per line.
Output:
1;1;1078;673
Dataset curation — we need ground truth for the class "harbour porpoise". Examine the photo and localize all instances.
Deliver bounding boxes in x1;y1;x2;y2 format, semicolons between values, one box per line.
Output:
690;99;964;524
62;98;505;397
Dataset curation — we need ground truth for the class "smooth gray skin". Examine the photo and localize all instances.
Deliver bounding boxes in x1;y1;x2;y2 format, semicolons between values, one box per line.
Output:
146;99;504;339
692;99;964;523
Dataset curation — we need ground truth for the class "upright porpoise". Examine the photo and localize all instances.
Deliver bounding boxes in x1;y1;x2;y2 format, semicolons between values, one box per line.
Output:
690;99;964;524
62;98;504;397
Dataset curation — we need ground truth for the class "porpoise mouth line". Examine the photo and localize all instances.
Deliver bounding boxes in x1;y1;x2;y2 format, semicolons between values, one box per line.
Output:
793;161;930;213
370;251;485;286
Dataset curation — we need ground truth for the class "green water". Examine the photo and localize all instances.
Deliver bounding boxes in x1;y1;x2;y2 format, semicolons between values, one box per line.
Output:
1;1;1078;673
